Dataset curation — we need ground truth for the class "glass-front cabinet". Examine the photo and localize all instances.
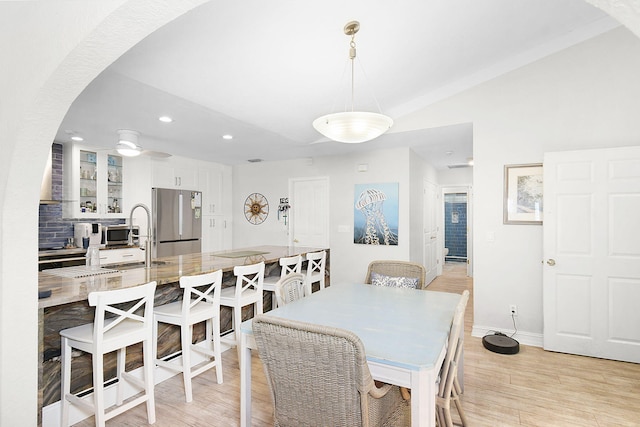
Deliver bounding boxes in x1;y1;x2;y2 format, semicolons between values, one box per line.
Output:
79;150;98;213
106;154;123;214
64;144;126;218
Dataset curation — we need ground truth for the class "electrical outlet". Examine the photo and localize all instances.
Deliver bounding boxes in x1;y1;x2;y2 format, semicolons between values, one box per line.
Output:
509;304;518;316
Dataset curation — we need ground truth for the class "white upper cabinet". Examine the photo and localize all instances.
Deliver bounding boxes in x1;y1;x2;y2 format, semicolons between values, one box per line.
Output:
63;143;128;218
151;157;199;190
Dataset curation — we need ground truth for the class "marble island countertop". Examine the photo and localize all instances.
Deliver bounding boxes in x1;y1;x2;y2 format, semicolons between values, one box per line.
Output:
38;245;326;309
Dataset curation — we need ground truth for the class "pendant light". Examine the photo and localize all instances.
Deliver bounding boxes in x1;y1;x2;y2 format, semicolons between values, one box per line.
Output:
313;21;393;144
116;129;142;157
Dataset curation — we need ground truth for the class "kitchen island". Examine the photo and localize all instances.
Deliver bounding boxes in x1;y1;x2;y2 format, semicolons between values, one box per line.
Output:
38;245;329;418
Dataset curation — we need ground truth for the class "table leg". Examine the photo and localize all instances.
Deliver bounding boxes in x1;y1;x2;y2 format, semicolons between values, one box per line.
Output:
410;369;436;427
240;332;252;427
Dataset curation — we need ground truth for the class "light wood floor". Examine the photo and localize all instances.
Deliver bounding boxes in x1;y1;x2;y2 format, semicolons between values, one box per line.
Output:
75;263;640;426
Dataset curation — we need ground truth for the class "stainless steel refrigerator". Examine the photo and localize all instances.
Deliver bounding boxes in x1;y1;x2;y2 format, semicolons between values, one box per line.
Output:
152;187;202;258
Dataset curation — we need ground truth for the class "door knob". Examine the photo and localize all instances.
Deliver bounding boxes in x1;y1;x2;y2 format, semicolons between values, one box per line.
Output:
547;259;556;266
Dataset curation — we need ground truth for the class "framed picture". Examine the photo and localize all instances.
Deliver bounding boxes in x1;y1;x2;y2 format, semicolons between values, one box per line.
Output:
354;182;399;245
503;163;543;225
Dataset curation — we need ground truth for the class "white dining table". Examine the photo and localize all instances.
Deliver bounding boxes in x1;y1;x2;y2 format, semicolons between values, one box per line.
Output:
239;283;462;427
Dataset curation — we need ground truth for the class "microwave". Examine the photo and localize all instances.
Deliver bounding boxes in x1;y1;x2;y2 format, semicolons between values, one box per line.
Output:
102;225;139;247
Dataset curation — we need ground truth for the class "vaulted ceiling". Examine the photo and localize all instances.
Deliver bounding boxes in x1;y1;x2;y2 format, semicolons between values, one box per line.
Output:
56;0;618;169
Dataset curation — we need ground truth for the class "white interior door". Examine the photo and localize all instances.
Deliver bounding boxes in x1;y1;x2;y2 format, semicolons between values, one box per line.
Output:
289;177;329;248
423;181;438;285
543;146;640;363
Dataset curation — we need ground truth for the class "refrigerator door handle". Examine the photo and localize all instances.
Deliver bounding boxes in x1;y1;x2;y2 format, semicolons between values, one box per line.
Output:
178;192;184;237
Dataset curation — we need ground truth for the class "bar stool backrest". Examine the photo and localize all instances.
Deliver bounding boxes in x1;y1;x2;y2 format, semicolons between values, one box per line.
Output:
305;250;326;290
233;261;265;298
278;254;303;279
179;270;223;320
88;281;157;352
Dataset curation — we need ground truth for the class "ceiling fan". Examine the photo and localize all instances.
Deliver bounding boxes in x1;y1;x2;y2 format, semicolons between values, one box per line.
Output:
116;129;171;158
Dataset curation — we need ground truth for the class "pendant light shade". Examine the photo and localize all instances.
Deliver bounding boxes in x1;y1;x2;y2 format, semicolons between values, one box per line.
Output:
313;111;393;144
313;21;393;144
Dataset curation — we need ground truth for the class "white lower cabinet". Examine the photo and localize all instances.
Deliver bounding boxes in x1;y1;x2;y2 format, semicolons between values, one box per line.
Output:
99;247;145;266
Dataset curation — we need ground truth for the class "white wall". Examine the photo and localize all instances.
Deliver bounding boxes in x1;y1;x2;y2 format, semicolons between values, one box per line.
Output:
396;26;640;344
233;148;431;284
438;167;473;187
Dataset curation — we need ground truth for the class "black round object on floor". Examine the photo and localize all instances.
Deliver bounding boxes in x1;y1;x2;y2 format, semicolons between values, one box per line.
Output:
482;333;520;354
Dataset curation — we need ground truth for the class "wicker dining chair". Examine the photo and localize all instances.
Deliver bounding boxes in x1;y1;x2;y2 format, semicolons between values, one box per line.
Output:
436;290;470;427
365;260;427;290
253;315;410;427
273;273;307;307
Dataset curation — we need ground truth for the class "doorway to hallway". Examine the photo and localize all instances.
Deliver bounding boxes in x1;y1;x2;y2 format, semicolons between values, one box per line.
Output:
442;187;473;277
444;192;467;262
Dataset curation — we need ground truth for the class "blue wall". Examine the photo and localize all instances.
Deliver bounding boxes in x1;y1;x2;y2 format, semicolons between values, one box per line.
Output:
38;143;123;249
444;193;467;260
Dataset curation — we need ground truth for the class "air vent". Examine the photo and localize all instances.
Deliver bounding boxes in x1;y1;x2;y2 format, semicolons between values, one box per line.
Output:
447;164;471;169
247;158;263;163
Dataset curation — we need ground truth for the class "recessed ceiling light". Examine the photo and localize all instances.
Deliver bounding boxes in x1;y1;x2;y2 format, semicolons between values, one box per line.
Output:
158;116;173;123
222;134;233;140
71;136;84;141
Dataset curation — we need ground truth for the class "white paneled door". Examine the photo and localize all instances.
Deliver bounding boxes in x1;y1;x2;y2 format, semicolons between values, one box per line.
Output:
543;146;640;363
289;177;329;248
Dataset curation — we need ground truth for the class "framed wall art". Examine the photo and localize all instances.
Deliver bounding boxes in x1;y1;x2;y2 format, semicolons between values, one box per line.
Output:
354;182;399;245
503;163;543;225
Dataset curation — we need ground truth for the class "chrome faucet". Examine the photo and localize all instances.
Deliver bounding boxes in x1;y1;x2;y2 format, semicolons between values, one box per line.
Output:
129;203;152;268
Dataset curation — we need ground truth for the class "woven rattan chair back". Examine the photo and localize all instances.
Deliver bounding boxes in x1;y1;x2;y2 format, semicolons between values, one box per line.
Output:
273;273;307;306
253;315;409;427
365;260;427;289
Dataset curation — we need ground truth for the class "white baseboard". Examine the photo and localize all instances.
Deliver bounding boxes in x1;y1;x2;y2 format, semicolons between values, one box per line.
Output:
43;342;232;427
472;325;543;348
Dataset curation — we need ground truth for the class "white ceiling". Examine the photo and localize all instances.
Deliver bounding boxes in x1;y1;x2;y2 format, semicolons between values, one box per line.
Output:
55;0;618;169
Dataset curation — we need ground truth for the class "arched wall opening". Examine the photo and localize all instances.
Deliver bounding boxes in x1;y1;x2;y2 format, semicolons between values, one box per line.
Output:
0;1;208;424
1;1;638;425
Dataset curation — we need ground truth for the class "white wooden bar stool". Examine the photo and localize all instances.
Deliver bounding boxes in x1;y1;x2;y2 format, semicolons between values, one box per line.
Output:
219;261;265;365
262;255;302;309
303;250;326;293
153;270;223;403
60;281;157;427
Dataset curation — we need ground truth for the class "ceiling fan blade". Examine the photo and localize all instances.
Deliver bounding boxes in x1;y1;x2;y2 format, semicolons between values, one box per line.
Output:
140;150;172;158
